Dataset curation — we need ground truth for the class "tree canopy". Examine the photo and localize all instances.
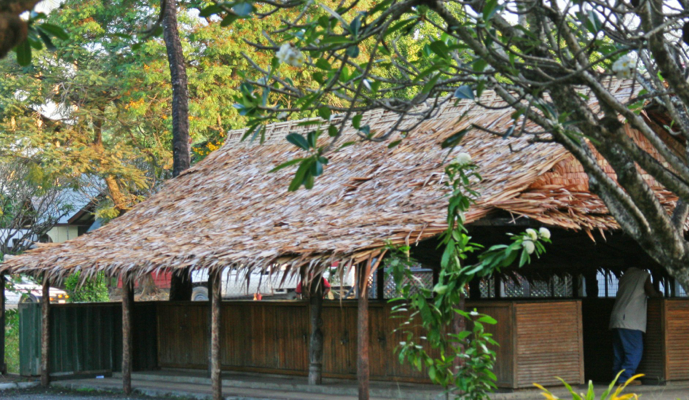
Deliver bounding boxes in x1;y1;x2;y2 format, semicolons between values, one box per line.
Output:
200;0;689;289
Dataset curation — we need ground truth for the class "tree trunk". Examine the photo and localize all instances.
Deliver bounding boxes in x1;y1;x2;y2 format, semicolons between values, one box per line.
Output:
163;0;191;299
40;276;49;387
210;270;222;400
308;276;324;385
356;261;371;400
162;0;190;177
140;274;158;297
122;275;133;395
0;272;5;374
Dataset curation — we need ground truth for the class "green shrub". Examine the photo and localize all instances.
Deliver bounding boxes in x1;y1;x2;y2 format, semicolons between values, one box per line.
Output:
64;271;109;303
4;308;19;373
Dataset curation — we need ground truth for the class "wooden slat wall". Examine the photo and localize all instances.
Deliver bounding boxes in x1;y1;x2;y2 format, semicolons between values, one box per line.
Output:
514;301;584;388
665;300;689;380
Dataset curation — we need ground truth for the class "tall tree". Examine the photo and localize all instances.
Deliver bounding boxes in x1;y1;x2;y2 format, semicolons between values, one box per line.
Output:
162;0;190;177
220;0;689;289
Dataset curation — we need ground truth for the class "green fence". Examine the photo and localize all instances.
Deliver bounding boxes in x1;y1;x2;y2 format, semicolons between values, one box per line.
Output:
19;302;158;376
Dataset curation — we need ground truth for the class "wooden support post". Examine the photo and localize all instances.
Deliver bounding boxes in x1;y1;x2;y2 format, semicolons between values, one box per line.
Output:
356;260;372;400
308;275;324;385
0;272;5;374
210;270;222;400
207;273;213;378
40;275;50;387
122;274;133;395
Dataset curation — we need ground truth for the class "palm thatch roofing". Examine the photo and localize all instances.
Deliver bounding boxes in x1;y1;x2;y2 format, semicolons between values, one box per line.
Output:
0;80;679;281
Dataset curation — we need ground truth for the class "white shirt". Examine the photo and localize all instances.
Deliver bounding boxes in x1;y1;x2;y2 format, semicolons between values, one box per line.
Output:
609;267;650;332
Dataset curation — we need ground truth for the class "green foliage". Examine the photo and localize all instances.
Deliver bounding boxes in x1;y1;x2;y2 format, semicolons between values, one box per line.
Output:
535;371;641;400
64;271;109;303
4;308;19;373
387;156;550;399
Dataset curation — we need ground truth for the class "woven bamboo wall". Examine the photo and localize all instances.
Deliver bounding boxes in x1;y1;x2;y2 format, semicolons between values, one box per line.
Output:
514;301;584;388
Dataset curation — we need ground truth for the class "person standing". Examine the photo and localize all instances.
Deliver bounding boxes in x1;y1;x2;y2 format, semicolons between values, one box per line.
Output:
609;267;662;385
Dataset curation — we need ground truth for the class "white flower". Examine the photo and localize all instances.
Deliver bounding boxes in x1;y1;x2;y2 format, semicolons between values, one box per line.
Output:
539;227;551;240
525;228;538;241
455;152;472;166
612;55;633;79
276;43;305;68
522;240;535;255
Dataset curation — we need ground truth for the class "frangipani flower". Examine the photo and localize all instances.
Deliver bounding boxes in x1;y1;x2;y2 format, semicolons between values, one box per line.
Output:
276;43;305;67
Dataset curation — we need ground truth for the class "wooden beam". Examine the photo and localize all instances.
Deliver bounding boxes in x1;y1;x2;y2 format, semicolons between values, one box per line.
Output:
356;260;372;400
0;272;5;375
40;275;50;387
210;270;222;400
308;275;324;385
122;274;133;395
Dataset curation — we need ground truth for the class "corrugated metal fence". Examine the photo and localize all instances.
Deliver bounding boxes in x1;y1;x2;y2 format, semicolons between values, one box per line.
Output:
19;302;157;376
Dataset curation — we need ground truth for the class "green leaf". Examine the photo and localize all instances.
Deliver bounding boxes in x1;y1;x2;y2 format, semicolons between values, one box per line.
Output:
346;45;360;58
233;2;255;17
15;40;31;66
269;158;304;173
38;23;68;40
36;29;56;50
320;4;348;28
307;130;319;148
454;86;474;100
349;16;362;36
387;140;402;149
352;114;363;129
328;125;338;137
288;159;314;191
318;107;331;120
310;160;323;176
482;0;502;21
429;40;450;58
221;13;239;27
440;128;469;149
286;133;310;150
315;58;331;70
199;5;222;17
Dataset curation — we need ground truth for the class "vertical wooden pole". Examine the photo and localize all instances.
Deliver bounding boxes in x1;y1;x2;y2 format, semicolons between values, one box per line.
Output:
308;275;324;385
0;272;5;375
40;275;50;387
210;270;222;400
356;260;371;400
207;273;213;378
122;274;133;395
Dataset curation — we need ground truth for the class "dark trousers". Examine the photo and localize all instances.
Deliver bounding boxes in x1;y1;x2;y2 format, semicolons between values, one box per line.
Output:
612;328;643;383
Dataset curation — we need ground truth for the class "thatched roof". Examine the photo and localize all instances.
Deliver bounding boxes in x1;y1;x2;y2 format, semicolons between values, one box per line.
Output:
0;80;677;281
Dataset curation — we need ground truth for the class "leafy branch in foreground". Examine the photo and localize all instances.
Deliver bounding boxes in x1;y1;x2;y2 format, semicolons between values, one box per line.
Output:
386;154;550;399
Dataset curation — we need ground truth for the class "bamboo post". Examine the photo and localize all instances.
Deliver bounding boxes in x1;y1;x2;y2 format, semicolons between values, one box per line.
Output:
40;275;50;387
122;274;133;395
0;272;5;375
308;274;324;385
356;260;372;400
210;269;222;400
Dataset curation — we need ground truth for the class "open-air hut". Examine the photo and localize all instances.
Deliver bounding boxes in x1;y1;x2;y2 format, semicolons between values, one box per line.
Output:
2;80;687;398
